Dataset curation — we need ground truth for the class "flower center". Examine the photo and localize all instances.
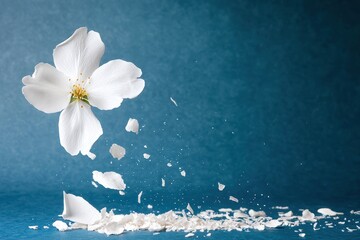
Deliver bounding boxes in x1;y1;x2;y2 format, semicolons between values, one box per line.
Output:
71;84;89;103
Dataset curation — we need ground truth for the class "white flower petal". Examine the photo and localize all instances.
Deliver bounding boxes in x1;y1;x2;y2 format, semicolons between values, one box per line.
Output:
53;27;105;79
87;60;145;110
59;101;103;156
22;63;71;113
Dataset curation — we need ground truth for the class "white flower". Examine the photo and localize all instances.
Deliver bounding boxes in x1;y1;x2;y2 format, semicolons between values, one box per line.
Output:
22;27;145;156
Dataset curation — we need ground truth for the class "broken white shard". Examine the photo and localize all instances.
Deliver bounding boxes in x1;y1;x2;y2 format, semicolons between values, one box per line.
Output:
92;171;126;191
167;162;172;167
87;152;96;160
218;182;225;191
317;208;343;216
138;191;143;204
125;118;139;134
187;203;194;215
181;170;186;177
52;220;68;231
229;196;239;203
351;210;360;215
301;209;316;222
206;233;211;237
91;181;98;188
28;225;38;230
119;191;125;196
143;153;150;159
161;178;165;187
299;233;306;238
148;204;153;209
185;233;195;238
62;192;100;225
170;97;178;106
109;144;126;160
249;209;266;218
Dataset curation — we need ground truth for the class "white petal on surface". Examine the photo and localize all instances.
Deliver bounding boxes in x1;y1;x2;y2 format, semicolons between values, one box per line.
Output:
92;171;126;190
299;233;306;238
59;101;103;156
87;152;96;160
91;181;98;188
125;118;139;134
229;196;239;203
52;221;68;231
138;191;143;204
161;178;165;187
218;182;225;191
28;225;38;230
143;153;150;159
109;144;126;160
180;170;186;177
119;191;125;196
62;192;100;225
147;205;153;209
249;209;266;218
170;97;178;106
317;208;343;217
187;203;194;215
22;63;71;113
87;60;145;110
53;27;105;79
185;233;195;238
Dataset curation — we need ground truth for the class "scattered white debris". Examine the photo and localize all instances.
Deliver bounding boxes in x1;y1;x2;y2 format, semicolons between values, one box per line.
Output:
161;178;165;187
265;220;282;228
125;118;139;134
170;97;178;107
272;206;289;210
52;220;68;231
138;191;143;204
249;209;266;218
346;227;357;232
62;192;100;225
299;233;306;238
28;225;38;230
167;163;172;167
187;203;194;215
119;191;125;196
317;208;343;217
147;205;153;209
185;233;194;238
87;152;96;160
91;181;98;188
143;153;150;159
43;226;49;229
350;210;360;215
279;211;293;217
181;170;186;177
301;209;316;222
92;171;126;191
109;144;126;160
229;196;239;203
218;182;225;191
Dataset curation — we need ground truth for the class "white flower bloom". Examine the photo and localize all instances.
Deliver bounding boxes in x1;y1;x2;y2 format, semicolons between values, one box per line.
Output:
22;27;145;156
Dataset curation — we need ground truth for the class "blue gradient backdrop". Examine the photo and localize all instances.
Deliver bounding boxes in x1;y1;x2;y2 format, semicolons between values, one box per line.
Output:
0;0;360;239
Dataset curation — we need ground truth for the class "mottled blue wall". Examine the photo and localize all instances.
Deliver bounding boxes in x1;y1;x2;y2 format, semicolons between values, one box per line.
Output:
0;0;359;203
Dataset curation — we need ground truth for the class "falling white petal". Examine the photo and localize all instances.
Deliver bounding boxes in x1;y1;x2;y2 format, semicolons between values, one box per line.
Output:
181;170;186;177
138;191;143;204
92;171;126;191
53;27;105;79
109;144;126;160
59;101;103;156
187;203;194;215
229;196;239;203
143;153;150;159
62;192;100;225
218;182;225;191
22;63;71;114
125;118;139;134
170;97;178;106
87;60;145;110
52;221;68;231
161;178;165;187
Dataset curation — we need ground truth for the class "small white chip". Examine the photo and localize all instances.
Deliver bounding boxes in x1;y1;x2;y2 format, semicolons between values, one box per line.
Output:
28;225;38;230
125;118;139;134
161;178;165;187
187;203;194;215
181;170;186;177
109;144;126;160
143;153;150;159
229;196;239;203
138;191;143;204
218;182;225;191
170;97;178;106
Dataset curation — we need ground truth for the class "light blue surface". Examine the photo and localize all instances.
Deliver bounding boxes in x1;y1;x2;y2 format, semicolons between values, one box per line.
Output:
0;0;359;239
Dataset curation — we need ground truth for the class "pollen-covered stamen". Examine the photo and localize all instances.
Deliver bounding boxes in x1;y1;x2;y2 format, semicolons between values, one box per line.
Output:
71;84;89;103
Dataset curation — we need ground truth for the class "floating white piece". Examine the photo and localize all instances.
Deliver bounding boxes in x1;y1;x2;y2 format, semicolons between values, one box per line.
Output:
92;171;126;191
187;203;194;215
229;196;239;203
279;211;293;217
119;191;125;196
138;191;143;204
185;233;194;238
125;118;139;134
43;226;49;229
272;206;289;210
299;233;306;238
109;144;126;160
170;97;178;107
52;220;68;231
301;209;316;222
143;153;150;159
91;181;98;188
181;170;186;177
206;233;211;237
218;182;225;191
249;209;266;218
351;210;360;215
161;178;165;187
28;225;38;230
87;152;96;160
148;205;153;209
317;208;343;216
62;192;100;225
167;163;172;167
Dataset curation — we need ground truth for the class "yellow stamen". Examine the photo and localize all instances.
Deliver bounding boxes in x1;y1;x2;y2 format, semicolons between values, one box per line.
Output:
71;84;88;101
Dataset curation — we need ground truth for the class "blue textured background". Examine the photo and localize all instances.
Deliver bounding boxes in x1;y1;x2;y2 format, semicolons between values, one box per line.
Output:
0;0;359;239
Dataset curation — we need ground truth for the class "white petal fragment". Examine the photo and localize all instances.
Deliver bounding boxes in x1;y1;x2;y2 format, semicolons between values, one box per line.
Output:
59;101;103;156
317;208;343;217
161;178;165;187
301;209;316;222
52;220;68;231
187;203;194;215
53;27;105;79
62;192;100;225
218;182;225;191
91;181;98;188
167;163;172;167
125;118;139;134
143;153;150;159
28;225;38;230
185;233;195;238
181;170;186;177
92;171;126;191
229;196;239;203
119;191;125;196
299;233;306;238
109;144;126;160
87;60;145;110
249;209;266;218
170;97;178;106
22;63;71;114
87;152;96;160
147;205;153;209
138;191;143;204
